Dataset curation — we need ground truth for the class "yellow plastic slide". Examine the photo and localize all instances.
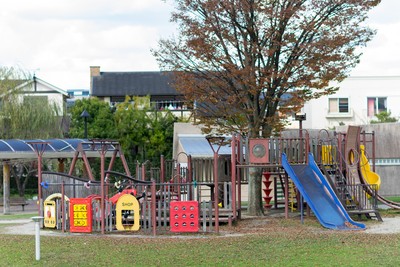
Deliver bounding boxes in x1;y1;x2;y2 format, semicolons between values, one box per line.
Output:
360;145;381;191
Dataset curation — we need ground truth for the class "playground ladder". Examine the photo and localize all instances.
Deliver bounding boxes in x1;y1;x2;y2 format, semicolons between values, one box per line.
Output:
273;174;287;209
288;180;297;212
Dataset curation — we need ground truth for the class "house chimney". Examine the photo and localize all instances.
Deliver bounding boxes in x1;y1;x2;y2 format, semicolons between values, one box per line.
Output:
90;66;100;77
90;66;100;95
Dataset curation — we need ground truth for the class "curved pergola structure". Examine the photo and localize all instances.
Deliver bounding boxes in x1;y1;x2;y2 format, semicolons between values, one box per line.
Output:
0;138;116;159
1;139;126;215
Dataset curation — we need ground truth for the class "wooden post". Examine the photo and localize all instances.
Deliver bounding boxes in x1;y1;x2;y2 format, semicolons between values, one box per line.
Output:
188;155;192;200
2;162;10;215
213;150;219;233
61;181;65;233
231;135;237;220
160;155;165;183
100;149;105;235
285;173;289;219
151;180;156;236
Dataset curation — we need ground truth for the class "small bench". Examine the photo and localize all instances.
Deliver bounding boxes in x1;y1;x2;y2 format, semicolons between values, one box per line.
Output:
0;197;29;211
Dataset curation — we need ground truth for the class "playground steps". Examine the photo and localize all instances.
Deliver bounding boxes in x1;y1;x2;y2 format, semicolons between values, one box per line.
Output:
337;186;358;209
366;211;383;222
199;207;239;226
211;208;238;222
319;161;357;208
348;209;383;222
273;174;287;209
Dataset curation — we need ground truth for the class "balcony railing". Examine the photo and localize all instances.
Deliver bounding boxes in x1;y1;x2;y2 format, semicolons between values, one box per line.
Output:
150;101;190;111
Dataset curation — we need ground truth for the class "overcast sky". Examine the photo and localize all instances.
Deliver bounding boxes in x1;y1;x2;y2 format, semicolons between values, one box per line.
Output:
0;0;399;89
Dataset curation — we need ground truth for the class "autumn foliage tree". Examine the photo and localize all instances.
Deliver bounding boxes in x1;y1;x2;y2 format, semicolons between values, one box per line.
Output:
154;0;381;215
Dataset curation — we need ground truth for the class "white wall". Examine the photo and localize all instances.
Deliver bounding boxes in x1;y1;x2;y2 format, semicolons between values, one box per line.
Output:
302;76;400;129
17;81;66;115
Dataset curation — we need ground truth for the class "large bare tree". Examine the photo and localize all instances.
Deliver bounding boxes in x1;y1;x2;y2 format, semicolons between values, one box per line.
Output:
153;0;380;215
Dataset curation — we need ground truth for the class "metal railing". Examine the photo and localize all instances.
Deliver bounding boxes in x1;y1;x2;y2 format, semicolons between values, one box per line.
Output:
336;184;378;212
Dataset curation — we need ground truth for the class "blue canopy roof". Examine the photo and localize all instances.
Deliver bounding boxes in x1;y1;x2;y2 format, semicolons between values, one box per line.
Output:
0;139;117;159
179;136;231;157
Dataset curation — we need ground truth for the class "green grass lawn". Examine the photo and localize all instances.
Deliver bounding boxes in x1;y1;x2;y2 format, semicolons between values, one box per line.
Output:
3;231;400;267
385;196;400;203
0;213;37;220
1;213;400;267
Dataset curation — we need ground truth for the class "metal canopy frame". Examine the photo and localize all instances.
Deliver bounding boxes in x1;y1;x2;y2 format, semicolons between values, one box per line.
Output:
0;139;117;159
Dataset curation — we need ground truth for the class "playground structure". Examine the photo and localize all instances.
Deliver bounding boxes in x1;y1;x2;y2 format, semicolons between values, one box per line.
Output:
30;125;398;234
235;125;386;228
37;139;238;235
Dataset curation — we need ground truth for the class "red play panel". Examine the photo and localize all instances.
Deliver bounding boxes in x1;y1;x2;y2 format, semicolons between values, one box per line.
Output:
69;198;92;233
170;201;199;232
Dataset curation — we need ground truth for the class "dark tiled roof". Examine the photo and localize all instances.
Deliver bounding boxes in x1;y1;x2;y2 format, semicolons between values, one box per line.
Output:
92;71;179;97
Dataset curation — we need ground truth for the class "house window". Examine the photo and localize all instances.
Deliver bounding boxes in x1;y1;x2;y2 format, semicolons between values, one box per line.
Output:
110;96;126;103
367;97;387;117
23;96;48;106
328;98;349;113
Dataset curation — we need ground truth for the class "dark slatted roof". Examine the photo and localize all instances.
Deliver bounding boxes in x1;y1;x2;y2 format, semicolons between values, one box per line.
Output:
91;71;179;97
0;139;117;159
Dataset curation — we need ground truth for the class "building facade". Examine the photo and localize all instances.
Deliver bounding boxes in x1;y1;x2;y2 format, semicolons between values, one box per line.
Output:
0;75;69;116
89;66;186;109
301;76;400;130
88;66;400;131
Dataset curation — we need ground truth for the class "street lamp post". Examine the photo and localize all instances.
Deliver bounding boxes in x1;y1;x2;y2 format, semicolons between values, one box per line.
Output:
80;109;90;139
295;113;306;139
294;113;307;218
295;113;307;163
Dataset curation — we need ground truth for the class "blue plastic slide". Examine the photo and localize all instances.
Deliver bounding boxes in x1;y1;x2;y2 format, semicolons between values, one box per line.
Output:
281;153;365;230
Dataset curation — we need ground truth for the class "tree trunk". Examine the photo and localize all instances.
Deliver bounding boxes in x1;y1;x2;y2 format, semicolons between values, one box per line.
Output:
12;170;27;197
247;167;264;216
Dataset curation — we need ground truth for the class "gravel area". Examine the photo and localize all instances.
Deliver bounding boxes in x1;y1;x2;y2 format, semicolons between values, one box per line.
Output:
364;217;400;234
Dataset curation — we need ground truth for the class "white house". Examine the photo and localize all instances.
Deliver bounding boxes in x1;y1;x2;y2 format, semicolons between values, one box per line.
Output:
2;75;69;116
299;76;400;130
